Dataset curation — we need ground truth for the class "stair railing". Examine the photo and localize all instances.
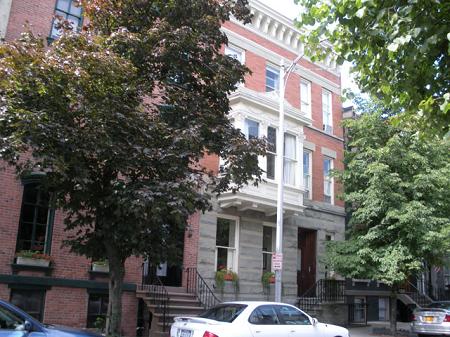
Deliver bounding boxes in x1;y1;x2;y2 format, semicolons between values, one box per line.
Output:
138;263;170;332
186;267;221;309
404;281;433;307
297;279;345;312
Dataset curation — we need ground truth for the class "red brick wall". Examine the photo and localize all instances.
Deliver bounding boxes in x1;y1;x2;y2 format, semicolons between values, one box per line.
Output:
5;0;56;41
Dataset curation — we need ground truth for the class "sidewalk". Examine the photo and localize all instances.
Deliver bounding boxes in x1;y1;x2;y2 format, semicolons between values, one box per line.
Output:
348;321;414;337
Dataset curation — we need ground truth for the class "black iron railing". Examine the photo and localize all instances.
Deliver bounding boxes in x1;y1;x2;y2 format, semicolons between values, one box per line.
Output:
297;279;345;312
186;267;221;309
139;263;170;332
404;281;433;307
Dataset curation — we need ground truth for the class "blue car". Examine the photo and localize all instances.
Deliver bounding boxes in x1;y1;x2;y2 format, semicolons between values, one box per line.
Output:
0;299;102;337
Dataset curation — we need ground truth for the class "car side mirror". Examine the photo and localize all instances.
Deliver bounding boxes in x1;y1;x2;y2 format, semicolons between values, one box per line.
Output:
24;320;32;332
312;318;318;326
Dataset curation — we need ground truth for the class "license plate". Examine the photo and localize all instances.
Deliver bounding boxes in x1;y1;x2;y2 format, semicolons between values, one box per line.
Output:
424;316;434;323
177;329;192;337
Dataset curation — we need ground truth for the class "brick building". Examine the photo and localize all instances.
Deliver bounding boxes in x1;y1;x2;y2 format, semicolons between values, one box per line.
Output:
0;1;142;336
1;0;347;335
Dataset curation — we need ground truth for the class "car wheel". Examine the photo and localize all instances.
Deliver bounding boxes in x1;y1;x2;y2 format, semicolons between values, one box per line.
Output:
417;334;432;337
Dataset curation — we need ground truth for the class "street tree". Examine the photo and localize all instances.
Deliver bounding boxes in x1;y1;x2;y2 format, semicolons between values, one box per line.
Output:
0;1;265;336
325;99;450;333
295;0;450;136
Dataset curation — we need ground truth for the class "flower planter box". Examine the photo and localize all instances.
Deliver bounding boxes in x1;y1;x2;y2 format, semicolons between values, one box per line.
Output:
92;263;109;273
16;257;50;267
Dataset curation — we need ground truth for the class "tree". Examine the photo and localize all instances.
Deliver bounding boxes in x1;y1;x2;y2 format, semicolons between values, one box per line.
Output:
295;0;450;136
0;1;265;336
325;99;450;333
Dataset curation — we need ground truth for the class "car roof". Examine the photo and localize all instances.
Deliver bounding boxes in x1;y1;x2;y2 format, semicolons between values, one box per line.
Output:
220;301;299;308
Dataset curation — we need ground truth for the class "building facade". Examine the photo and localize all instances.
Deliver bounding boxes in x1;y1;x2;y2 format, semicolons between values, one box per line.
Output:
1;0;348;334
182;0;346;305
0;1;142;336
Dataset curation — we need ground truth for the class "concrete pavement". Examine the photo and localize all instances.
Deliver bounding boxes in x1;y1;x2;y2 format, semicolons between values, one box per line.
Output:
348;321;414;337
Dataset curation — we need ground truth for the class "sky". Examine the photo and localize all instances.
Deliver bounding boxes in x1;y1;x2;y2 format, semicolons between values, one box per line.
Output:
259;0;358;105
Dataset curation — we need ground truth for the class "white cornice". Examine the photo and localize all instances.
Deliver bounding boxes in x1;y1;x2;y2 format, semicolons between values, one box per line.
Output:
228;0;339;75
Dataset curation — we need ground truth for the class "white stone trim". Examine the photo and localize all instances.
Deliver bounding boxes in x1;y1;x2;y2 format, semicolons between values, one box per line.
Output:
321;147;337;159
303;140;316;152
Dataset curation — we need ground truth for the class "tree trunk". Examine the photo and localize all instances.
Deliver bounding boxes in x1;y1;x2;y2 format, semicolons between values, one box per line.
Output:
390;290;398;336
105;243;125;337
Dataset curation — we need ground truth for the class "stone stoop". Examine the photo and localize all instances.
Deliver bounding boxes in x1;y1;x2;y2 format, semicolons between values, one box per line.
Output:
136;286;206;337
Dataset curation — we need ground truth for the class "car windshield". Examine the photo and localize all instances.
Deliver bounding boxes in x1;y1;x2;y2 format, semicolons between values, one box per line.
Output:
425;302;450;310
199;304;247;323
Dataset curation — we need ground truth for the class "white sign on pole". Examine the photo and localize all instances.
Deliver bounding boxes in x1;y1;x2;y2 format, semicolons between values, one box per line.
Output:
272;253;283;270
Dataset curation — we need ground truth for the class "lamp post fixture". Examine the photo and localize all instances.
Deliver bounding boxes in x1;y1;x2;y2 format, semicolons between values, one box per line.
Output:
274;54;304;303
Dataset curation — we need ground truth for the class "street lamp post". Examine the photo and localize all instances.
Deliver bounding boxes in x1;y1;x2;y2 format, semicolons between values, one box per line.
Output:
274;54;304;303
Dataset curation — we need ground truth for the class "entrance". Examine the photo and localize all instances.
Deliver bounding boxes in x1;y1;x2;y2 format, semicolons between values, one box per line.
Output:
297;228;317;296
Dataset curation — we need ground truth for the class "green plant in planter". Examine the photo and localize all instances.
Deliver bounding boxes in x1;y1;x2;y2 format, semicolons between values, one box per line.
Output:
215;268;238;291
16;250;52;261
93;316;106;332
261;271;275;288
92;259;108;266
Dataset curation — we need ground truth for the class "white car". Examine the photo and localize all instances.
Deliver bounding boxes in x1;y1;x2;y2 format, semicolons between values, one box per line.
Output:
170;301;349;337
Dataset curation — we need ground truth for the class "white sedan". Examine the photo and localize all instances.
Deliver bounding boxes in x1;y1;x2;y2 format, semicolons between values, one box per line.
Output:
170;301;349;337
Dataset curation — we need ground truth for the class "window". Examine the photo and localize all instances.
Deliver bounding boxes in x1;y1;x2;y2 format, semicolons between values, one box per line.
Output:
0;304;25;331
266;127;277;180
50;0;83;39
323;157;333;203
224;45;244;64
262;226;276;272
300;80;311;117
265;66;279;92
16;182;53;253
249;305;280;325
199;304;247;323
322;90;333;134
10;289;46;321
87;293;108;328
284;133;296;185
216;218;238;271
245;119;259;140
303;151;312;199
276;305;311;325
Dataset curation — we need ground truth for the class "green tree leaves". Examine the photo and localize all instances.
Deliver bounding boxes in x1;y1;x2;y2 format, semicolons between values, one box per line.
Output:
326;100;450;286
296;0;450;136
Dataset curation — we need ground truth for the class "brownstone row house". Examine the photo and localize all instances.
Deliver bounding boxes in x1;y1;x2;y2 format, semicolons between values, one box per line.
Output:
0;0;370;336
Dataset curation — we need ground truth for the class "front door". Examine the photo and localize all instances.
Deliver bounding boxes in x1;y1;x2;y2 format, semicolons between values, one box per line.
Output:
297;228;317;296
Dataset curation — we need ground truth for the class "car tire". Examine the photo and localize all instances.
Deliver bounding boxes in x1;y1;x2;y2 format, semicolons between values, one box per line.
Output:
418;334;432;337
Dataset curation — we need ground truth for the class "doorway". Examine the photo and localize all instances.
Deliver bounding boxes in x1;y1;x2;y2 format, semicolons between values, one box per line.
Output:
297;228;317;296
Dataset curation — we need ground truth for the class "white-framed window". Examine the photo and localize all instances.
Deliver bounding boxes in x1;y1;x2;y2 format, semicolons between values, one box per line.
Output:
244;118;259;140
303;150;312;199
266;126;277;180
262;226;276;272
265;65;279;93
224;45;245;64
50;0;83;39
322;89;333;134
215;217;239;272
284;133;297;185
323;156;333;203
300;80;311;117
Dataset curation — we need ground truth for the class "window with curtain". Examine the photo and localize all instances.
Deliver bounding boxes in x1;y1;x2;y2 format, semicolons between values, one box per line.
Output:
303;151;312;198
262;226;276;272
266;126;277;180
300;80;311;116
323;157;333;203
322;90;332;134
283;133;296;185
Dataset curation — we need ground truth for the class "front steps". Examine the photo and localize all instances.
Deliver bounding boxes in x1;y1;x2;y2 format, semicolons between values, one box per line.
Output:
137;286;205;337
